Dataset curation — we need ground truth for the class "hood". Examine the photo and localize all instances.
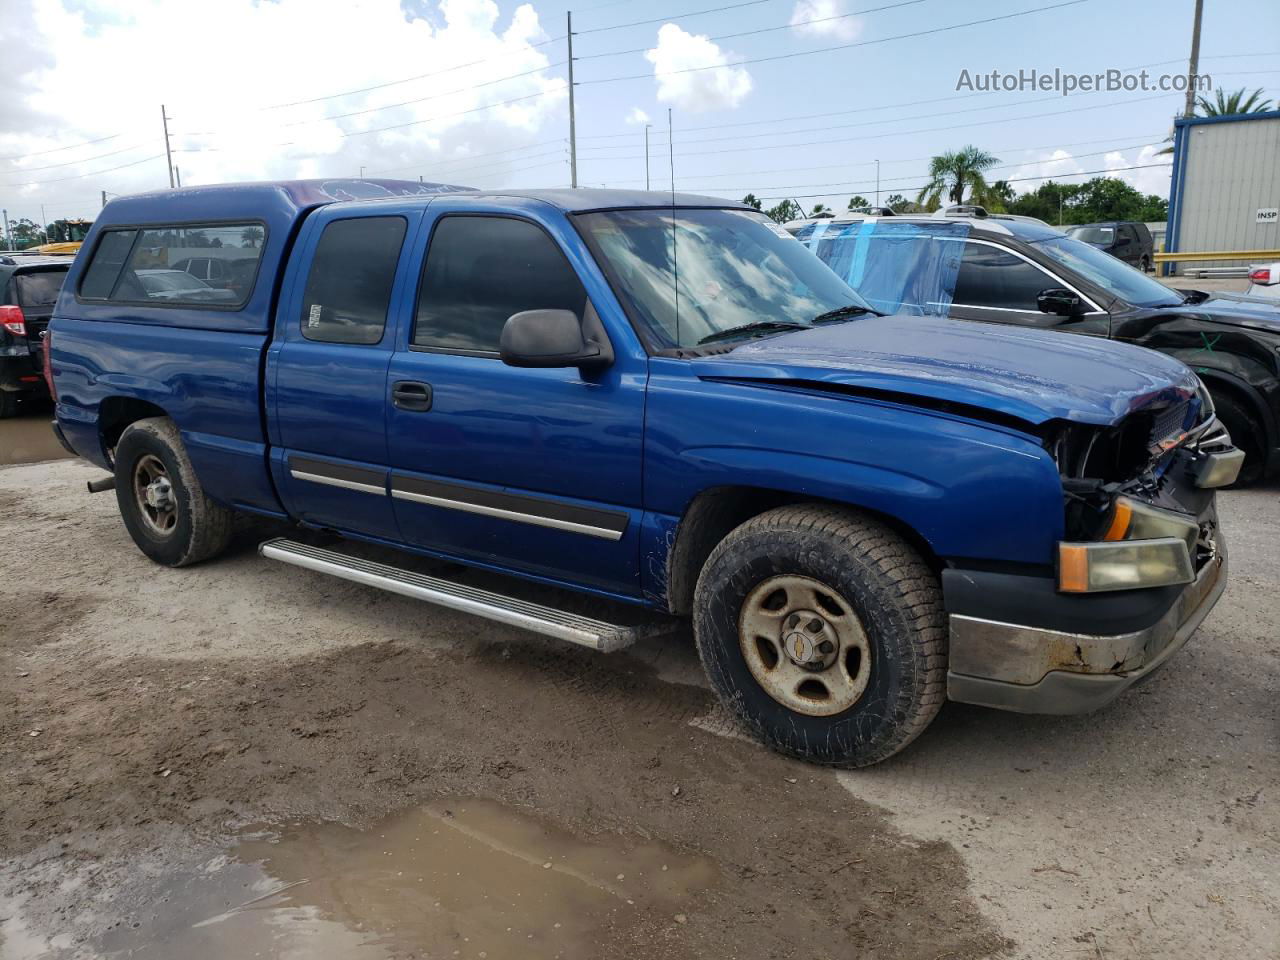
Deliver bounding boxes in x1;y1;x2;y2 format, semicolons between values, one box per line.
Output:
690;314;1199;428
1170;290;1280;332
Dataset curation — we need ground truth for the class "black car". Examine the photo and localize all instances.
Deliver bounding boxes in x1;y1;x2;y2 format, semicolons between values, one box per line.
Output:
1066;221;1155;272
792;210;1280;484
0;253;70;418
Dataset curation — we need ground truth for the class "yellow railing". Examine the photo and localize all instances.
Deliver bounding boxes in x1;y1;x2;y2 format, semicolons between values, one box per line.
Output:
1154;249;1280;265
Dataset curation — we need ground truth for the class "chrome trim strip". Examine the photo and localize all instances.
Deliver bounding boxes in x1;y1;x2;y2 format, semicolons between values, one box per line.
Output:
390;488;625;541
289;469;385;496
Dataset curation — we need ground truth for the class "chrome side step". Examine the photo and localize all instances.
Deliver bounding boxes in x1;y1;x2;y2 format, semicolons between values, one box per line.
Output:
259;538;649;652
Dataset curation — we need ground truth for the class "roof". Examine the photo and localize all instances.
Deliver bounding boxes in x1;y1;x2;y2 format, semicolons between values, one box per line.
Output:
0;253;72;270
1174;108;1280;129
461;188;747;213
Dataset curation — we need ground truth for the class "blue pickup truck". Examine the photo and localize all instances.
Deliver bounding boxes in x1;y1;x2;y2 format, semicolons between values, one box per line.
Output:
47;179;1240;766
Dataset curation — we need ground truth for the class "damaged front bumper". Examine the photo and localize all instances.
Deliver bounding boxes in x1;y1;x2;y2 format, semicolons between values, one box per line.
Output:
944;530;1227;715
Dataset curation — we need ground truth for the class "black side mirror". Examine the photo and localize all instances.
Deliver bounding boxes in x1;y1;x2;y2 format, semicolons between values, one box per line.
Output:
500;307;614;370
1037;288;1085;317
1114;236;1131;247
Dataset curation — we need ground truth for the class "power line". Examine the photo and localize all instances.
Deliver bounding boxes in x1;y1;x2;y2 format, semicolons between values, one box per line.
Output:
576;0;931;60
0;133;123;163
1;153;167;188
575;0;773;35
0;141;154;173
577;0;1094;85
362;138;566;177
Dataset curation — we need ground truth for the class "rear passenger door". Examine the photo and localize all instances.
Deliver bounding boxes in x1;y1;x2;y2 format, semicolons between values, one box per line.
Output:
945;239;1109;337
383;202;646;597
268;204;422;541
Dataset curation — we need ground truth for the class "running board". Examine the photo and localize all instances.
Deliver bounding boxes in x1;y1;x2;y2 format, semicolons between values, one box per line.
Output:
259;538;649;652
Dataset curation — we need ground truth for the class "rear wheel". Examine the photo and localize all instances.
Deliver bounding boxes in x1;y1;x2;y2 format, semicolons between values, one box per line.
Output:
1213;393;1265;487
1141;255;1152;273
693;504;946;767
113;417;233;566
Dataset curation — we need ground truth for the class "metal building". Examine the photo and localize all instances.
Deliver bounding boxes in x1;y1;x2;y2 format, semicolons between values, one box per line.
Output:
1166;109;1280;275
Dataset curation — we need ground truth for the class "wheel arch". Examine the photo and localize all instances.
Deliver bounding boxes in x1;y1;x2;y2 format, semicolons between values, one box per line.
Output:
1197;369;1276;451
99;396;172;465
664;485;944;616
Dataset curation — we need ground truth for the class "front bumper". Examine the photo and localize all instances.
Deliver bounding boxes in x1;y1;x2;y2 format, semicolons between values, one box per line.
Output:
945;534;1227;715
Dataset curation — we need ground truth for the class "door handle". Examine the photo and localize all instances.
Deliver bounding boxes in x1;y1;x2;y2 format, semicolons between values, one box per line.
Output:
392;380;432;412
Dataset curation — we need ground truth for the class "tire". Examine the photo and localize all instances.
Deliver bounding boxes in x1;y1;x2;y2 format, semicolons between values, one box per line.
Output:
1212;393;1265;487
1141;255;1152;273
113;417;234;566
0;391;16;419
693;504;946;767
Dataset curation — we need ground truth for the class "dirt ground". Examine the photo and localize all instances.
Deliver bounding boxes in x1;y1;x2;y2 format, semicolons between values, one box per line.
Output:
0;455;1276;959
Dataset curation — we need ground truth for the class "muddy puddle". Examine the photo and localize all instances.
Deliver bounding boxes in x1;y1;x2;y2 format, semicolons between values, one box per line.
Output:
1;800;718;959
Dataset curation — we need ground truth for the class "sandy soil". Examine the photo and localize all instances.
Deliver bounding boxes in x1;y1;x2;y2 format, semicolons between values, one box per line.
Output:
0;456;1276;959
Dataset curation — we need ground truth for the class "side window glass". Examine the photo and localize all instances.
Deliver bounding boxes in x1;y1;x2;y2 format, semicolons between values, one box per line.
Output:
301;216;407;345
413;216;587;354
79;229;137;300
953;244;1055;311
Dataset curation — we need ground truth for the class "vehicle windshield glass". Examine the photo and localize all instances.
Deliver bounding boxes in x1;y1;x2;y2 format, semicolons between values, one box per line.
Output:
1030;235;1178;308
14;270;65;306
1066;226;1114;244
576;208;868;349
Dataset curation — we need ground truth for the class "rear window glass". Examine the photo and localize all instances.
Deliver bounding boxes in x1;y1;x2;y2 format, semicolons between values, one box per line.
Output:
80;223;265;307
15;270;66;306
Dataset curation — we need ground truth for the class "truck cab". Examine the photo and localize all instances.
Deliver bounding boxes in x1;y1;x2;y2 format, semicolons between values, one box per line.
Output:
48;180;1239;766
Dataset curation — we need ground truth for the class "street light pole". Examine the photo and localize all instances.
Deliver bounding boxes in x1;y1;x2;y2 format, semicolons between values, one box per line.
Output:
644;124;652;190
567;11;578;188
160;104;175;188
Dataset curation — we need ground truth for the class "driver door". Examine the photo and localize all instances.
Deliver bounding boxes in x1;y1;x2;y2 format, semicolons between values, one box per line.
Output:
945;238;1110;337
384;202;647;597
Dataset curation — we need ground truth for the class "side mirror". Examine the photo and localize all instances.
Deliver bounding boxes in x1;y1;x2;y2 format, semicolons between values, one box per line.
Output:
1115;236;1131;247
500;308;613;370
1037;288;1085;317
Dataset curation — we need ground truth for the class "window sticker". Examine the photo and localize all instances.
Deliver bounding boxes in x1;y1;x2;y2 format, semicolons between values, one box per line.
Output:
308;303;322;328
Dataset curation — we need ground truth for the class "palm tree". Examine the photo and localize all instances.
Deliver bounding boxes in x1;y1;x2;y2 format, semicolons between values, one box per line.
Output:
976;179;1016;211
810;203;830;216
1195;87;1272;117
917;146;1000;208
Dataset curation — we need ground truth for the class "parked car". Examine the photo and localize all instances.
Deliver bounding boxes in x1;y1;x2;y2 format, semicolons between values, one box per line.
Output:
1248;262;1280;299
0;252;70;417
793;209;1280;484
134;268;239;303
1065;221;1155;272
48;180;1239;767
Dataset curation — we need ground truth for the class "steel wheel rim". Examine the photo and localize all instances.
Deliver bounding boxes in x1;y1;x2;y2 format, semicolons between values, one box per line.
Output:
738;574;872;717
132;453;177;537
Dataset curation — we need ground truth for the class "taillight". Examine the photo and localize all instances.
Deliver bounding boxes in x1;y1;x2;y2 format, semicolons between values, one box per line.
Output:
1249;267;1275;285
0;304;24;336
41;329;56;400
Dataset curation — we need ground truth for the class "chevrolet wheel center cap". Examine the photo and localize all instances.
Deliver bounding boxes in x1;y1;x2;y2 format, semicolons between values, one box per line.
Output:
786;631;815;664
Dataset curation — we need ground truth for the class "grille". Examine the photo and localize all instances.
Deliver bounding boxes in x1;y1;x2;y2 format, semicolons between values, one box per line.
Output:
1150;400;1191;451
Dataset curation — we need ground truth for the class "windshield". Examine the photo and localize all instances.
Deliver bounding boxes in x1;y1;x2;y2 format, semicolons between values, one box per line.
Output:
1030;235;1178;308
1066;226;1114;245
576;208;868;349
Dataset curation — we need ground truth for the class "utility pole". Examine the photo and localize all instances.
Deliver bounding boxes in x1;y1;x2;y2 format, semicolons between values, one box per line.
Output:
101;190;108;210
2;209;11;251
160;104;175;188
40;204;48;244
1184;0;1204;117
175;166;182;188
875;159;880;206
360;166;366;178
644;124;652;190
567;11;578;188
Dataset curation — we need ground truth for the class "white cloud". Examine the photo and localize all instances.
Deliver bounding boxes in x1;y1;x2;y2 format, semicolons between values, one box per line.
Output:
789;0;861;41
1005;145;1171;197
644;24;752;113
625;107;652;125
0;0;568;220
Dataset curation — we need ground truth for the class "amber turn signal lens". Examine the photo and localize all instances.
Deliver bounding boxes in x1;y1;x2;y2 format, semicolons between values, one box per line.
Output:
1058;544;1090;592
1102;499;1132;541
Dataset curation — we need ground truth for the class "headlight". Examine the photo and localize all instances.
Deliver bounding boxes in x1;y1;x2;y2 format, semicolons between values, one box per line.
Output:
1059;538;1194;593
1101;496;1199;555
1058;496;1198;593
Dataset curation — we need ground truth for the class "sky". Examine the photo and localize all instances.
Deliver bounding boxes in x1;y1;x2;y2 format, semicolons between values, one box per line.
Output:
1;0;1277;228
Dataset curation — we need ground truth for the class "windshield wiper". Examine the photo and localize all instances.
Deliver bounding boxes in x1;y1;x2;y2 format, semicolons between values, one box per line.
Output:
812;304;881;323
697;320;810;345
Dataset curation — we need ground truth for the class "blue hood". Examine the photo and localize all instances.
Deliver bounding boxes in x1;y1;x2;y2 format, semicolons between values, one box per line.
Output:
690;314;1199;427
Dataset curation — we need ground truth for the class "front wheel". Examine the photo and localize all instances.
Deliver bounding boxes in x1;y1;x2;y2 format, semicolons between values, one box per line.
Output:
1213;393;1265;487
114;417;234;566
693;505;946;767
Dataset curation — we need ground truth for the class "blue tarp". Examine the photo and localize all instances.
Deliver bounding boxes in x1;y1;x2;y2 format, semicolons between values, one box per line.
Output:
795;220;971;317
